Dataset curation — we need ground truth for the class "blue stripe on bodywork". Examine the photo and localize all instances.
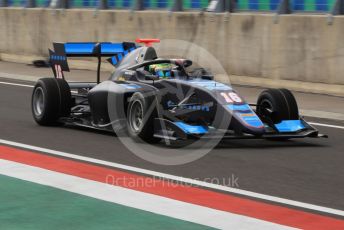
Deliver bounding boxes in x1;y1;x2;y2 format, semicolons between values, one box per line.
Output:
239;114;264;128
227;104;264;128
275;120;305;132
188;79;232;91
227;104;251;111
174;122;208;134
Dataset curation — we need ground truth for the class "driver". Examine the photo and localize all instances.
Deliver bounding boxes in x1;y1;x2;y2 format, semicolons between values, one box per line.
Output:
149;63;173;79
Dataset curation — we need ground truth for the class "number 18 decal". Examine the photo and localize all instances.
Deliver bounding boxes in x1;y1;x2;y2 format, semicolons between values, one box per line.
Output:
220;92;243;103
54;64;64;79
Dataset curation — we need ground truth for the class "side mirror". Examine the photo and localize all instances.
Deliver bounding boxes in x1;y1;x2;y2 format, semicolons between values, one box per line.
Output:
145;75;160;81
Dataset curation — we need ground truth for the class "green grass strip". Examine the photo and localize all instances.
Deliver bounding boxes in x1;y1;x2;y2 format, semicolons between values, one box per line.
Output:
0;175;214;230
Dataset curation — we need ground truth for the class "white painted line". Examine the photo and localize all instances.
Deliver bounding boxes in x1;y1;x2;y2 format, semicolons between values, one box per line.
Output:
0;81;33;88
309;122;344;130
301;109;344;121
0;159;294;230
0;72;40;82
0;138;343;217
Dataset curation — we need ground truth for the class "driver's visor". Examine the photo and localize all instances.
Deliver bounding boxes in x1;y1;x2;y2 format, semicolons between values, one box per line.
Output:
157;70;171;78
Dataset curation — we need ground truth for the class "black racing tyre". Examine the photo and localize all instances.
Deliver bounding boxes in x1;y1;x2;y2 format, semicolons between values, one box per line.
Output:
31;78;71;126
256;88;299;124
127;92;160;143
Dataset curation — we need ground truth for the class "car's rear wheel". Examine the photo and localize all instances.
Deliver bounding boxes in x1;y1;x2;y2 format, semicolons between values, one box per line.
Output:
127;92;160;143
32;78;71;125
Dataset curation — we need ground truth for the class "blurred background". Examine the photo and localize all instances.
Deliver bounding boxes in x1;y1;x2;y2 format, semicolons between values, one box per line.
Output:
0;0;343;96
0;0;338;12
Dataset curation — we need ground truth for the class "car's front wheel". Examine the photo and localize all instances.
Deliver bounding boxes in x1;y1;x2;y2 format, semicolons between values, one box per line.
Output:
256;88;299;124
256;88;299;141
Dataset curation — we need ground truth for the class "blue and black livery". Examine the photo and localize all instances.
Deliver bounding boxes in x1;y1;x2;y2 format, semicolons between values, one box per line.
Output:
31;39;327;144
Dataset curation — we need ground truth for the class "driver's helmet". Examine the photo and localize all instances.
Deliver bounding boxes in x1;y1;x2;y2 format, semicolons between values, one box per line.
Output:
149;63;173;79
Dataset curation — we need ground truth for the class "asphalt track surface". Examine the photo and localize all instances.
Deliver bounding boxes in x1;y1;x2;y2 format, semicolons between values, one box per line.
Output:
1;78;344;218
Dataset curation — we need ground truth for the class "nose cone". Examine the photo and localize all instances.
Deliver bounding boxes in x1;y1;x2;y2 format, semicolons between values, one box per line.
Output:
226;104;265;135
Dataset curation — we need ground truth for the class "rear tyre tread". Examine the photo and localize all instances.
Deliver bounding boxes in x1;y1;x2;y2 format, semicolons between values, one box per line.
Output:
31;78;71;126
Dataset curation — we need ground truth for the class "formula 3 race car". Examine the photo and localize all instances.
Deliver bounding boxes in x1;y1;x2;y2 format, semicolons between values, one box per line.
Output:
31;39;327;144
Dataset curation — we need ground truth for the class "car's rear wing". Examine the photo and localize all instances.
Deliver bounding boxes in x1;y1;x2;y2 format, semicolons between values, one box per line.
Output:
49;42;137;83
